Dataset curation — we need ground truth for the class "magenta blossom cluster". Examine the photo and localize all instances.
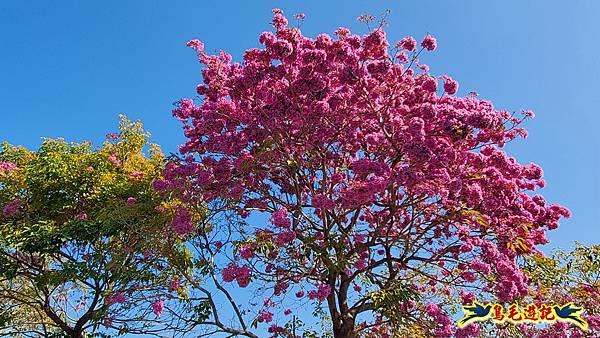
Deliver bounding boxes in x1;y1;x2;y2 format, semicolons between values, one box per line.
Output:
170;277;181;291
258;311;274;323
105;292;126;307
126;197;137;205
152;299;164;317
222;263;252;287
0;161;17;174
425;303;454;337
2;199;21;218
307;284;332;302
171;206;193;236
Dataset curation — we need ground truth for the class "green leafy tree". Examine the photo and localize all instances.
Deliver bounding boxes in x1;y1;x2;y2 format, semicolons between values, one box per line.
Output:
0;116;205;337
469;243;600;337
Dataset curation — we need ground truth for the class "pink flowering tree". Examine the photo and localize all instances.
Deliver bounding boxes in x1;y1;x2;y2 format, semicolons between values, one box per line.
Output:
165;10;572;337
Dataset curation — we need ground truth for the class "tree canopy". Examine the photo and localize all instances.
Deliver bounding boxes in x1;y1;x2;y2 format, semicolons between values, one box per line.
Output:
161;9;585;338
0;116;205;337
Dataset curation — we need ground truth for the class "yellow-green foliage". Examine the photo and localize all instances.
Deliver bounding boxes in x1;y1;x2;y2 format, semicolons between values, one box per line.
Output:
0;116;190;336
0;116;170;253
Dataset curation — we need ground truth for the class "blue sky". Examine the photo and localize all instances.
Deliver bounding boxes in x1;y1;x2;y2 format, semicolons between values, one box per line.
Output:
1;0;598;252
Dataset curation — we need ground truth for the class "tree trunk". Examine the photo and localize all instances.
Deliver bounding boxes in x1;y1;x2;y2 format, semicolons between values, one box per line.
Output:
333;319;358;338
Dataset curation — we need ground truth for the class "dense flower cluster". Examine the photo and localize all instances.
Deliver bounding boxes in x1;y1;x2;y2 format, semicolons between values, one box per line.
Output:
2;199;21;217
105;292;126;307
169;278;181;291
258;311;273;323
421;33;437;51
126;197;137;205
425;303;454;337
0;161;17;174
307;284;331;301
221;263;252;287
152;299;164;317
396;36;416;51
443;76;459;95
171;206;193;235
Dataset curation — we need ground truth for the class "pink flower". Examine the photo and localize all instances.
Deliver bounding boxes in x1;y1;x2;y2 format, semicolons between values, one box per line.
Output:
263;298;274;307
126;197;137;205
258;311;273;323
396;52;409;63
271;207;291;228
268;325;286;334
235;265;252;287
443;76;459;95
421;34;437;51
334;27;350;37
2;199;21;217
171;207;194;236
409;117;425;138
152;299;164;317
284;308;292;315
275;231;296;246
239;245;255;259
308;284;331;301
456;324;480;338
459;290;476;305
397;36;417;51
105;292;126;307
271;9;288;29
152;179;169;191
107;154;121;167
274;281;289;296
222;263;237;283
461;271;477;283
425;303;440;316
422;77;438;93
130;171;144;178
295;290;305;298
76;212;88;220
312;194;335;210
354;258;367;270
353;233;368;244
470;259;491;275
331;173;344;183
221;263;252;288
186;39;204;52
459;242;473;252
363;29;389;59
0;161;17;173
170;278;181;291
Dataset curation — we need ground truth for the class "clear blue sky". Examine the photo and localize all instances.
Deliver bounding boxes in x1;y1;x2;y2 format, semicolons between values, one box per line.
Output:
1;0;598;251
